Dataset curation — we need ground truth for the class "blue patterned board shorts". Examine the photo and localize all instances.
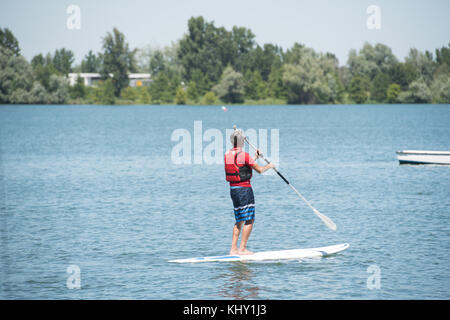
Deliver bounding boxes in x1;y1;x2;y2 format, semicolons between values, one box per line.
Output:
230;186;255;223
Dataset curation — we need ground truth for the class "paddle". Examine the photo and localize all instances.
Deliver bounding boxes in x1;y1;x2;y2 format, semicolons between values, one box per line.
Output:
233;125;337;231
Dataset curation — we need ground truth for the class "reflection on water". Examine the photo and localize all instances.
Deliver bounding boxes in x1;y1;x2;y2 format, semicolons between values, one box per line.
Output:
218;262;260;299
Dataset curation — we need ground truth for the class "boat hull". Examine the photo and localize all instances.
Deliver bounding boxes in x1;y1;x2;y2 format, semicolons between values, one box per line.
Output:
396;150;450;165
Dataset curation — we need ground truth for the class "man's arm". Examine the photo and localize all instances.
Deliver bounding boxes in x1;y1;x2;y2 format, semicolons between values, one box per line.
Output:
251;148;275;174
252;162;275;174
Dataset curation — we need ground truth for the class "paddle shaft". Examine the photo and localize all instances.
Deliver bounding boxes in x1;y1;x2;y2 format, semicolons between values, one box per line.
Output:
244;137;289;184
245;137;313;208
238;130;337;231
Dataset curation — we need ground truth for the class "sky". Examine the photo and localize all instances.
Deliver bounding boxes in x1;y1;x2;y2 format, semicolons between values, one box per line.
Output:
0;0;449;66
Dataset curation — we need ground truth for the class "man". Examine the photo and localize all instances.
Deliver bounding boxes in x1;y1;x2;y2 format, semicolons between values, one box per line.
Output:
224;129;275;255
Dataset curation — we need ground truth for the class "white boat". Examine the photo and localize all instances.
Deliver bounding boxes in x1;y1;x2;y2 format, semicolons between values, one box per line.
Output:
396;150;450;165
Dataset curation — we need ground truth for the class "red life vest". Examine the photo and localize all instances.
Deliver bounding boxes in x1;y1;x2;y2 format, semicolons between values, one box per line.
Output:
224;149;252;183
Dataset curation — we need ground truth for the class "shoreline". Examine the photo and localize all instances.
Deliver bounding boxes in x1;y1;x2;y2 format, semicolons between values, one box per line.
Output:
1;103;449;107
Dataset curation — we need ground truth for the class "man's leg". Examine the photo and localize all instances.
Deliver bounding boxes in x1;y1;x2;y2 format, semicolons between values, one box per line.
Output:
238;220;254;255
230;221;243;255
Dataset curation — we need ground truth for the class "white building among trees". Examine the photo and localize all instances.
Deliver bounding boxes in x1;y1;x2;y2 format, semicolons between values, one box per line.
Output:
68;73;151;87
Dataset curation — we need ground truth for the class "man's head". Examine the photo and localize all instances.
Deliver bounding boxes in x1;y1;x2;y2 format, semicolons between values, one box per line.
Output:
230;129;245;148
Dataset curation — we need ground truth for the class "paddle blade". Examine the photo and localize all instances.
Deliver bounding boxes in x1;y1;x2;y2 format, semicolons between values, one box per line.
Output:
314;209;337;231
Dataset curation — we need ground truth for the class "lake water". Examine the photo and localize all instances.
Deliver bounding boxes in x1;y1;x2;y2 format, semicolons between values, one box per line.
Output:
0;104;449;299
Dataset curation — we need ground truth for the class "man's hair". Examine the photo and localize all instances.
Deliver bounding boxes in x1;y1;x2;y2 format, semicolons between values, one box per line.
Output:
230;130;245;148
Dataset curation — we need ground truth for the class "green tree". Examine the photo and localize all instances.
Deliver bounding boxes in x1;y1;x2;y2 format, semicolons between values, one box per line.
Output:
178;17;219;82
52;48;75;75
369;43;398;74
29;81;49;104
101;28;135;97
212;66;244;103
282;62;319;104
283;43;306;64
0;33;69;105
99;79;116;104
31;54;45;69
347;43;397;80
326;73;345;104
149;72;174;104
347;48;379;80
430;62;450;103
175;86;187;104
70;75;86;99
46;74;69;104
282;46;338;104
0;28;20;56
243;44;283;81
149;50;165;76
229;25;256;72
139;42;183;77
405;48;436;85
244;70;267;100
201;91;218;105
398;78;432;103
81;50;101;73
435;44;450;66
136;86;152;104
386;83;401;103
178;16;236;83
189;69;210;95
31;52;59;90
430;74;450;103
371;72;391;102
348;76;370;104
186;81;199;102
0;47;34;103
120;86;138;103
388;62;418;90
267;67;287;100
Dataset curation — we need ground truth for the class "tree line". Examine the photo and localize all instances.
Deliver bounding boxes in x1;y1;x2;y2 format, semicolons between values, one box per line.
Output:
1;16;449;105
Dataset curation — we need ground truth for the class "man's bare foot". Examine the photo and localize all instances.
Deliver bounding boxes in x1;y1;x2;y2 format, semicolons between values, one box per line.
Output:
229;249;239;255
238;248;254;255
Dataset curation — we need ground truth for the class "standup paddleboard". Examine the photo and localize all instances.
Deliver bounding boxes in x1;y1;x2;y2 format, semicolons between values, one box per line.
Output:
169;243;349;263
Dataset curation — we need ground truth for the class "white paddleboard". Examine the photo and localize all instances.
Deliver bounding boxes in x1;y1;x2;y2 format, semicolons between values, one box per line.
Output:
169;243;349;263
